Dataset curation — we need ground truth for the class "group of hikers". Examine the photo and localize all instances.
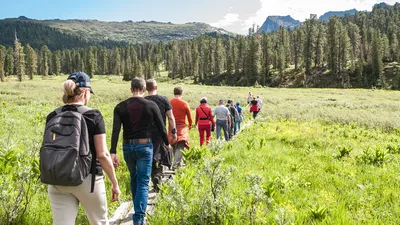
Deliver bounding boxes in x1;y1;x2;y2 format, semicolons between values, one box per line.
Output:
248;91;263;119
39;72;263;225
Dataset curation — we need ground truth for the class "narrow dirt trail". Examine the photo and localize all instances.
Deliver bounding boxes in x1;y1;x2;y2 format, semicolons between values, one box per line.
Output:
111;119;255;225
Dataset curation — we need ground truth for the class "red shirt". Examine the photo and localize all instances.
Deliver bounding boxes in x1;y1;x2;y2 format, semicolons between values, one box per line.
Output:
195;104;215;126
250;104;259;113
170;97;193;127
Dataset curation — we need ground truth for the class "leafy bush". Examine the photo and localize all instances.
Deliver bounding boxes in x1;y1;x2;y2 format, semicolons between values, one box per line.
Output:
357;147;388;165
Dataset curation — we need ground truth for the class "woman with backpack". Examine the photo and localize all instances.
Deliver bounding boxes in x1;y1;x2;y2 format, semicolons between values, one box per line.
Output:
235;102;244;134
42;72;120;225
250;97;259;119
195;97;215;146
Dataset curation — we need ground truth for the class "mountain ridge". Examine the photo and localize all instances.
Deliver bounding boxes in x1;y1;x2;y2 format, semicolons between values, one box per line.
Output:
318;9;357;21
259;15;301;33
257;2;396;33
0;17;235;50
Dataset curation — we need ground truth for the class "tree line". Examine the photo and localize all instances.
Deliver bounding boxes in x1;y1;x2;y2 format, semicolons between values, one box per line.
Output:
1;3;400;88
0;19;126;51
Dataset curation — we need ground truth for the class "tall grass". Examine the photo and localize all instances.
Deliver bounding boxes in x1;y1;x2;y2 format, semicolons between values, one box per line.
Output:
1;75;400;224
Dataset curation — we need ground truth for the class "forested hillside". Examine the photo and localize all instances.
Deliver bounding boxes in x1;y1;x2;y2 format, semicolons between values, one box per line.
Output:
1;3;400;88
0;17;232;49
0;18;126;50
41;20;232;43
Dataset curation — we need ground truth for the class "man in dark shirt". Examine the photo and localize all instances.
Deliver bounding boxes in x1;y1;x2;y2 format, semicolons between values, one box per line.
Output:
145;79;177;192
226;100;239;139
110;77;171;225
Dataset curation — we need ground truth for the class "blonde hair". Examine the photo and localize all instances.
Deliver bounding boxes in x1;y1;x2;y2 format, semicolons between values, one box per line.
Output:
62;80;87;104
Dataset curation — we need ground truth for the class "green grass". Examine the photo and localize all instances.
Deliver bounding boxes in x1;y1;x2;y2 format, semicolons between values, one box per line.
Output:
1;75;400;224
151;119;400;224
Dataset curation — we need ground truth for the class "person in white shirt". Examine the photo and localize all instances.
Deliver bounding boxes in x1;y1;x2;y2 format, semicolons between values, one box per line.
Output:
213;100;231;141
247;92;253;105
256;96;262;111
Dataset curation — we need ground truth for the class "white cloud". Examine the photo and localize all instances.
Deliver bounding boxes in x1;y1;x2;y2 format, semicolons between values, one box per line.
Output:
241;0;398;32
211;13;240;27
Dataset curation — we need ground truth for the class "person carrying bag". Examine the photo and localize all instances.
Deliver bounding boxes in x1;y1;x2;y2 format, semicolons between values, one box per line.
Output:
195;97;215;146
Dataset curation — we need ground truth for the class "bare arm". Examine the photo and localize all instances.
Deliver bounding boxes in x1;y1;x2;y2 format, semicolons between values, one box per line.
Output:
166;109;177;142
94;134;120;202
166;110;176;131
186;103;193;128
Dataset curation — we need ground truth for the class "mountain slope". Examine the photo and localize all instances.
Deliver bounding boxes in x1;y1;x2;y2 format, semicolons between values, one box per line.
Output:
40;19;233;43
0;17;234;50
0;18;126;50
259;16;301;33
319;9;357;21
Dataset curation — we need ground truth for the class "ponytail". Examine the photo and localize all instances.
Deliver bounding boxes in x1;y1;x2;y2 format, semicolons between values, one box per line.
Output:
62;80;86;104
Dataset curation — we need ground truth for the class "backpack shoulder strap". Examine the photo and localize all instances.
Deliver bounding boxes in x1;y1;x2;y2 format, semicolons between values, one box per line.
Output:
77;106;92;115
54;105;92;115
77;105;95;193
199;107;209;120
54;106;63;115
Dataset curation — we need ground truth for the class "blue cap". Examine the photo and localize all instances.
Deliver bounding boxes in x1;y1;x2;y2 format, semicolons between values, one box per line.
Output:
67;72;94;94
236;102;240;105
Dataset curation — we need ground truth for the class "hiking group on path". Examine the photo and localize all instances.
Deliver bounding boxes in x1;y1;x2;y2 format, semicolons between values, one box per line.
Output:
40;72;262;225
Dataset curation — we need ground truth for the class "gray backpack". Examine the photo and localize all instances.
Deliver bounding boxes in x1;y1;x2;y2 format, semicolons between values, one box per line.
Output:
40;106;95;192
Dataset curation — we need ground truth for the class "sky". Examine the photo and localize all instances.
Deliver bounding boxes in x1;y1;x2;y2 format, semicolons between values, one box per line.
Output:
0;0;398;34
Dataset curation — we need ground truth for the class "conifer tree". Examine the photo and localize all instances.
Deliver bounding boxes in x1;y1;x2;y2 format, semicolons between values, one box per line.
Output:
292;29;304;70
303;14;317;77
327;16;341;77
111;47;121;75
261;33;272;85
348;23;361;69
133;56;142;77
40;45;50;75
170;41;179;79
5;47;14;75
315;23;325;67
214;34;223;76
277;44;285;77
226;39;235;76
207;39;215;77
191;40;199;82
245;35;260;84
235;36;245;75
339;25;350;87
52;51;61;75
14;35;25;82
100;47;109;74
371;30;383;86
278;27;291;67
25;44;37;79
87;47;96;78
0;45;5;82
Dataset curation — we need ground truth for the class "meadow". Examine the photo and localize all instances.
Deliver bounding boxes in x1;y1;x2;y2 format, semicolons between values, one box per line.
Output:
1;75;400;224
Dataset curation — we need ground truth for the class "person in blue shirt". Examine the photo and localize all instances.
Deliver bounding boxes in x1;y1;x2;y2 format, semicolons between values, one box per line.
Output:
235;102;244;134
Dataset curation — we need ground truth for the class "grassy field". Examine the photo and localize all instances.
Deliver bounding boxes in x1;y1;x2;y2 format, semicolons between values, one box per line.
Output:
1;75;400;224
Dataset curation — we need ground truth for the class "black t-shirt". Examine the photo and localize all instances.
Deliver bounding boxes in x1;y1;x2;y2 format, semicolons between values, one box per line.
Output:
46;104;105;175
110;97;169;154
145;95;172;126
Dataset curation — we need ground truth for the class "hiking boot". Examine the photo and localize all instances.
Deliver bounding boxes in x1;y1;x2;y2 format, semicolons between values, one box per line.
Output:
153;176;161;193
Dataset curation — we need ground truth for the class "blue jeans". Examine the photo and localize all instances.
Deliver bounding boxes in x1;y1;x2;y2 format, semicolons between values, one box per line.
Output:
123;142;153;224
216;119;229;141
234;121;240;135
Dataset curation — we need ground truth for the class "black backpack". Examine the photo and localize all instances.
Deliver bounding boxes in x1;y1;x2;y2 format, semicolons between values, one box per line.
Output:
40;105;96;192
228;106;237;122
